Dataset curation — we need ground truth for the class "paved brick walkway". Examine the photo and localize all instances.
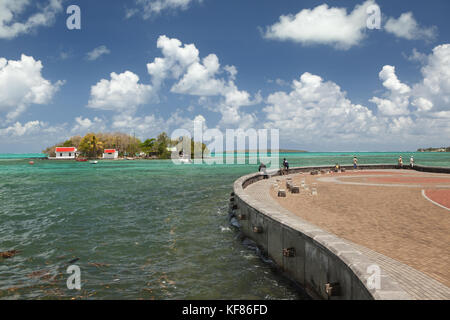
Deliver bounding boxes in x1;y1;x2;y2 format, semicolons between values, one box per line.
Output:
245;172;450;300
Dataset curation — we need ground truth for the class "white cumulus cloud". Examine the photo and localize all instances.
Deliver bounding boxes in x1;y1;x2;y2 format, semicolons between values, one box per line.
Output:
263;72;380;148
147;35;258;128
88;71;154;114
111;113;167;138
385;12;437;41
171;54;224;96
71;116;105;134
0;54;63;121
263;1;375;50
370;65;411;116
261;67;450;150
0;120;45;137
371;44;450;119
147;35;200;87
412;44;450;115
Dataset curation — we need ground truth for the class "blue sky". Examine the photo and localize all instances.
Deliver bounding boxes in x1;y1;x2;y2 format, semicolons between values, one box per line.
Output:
0;0;449;152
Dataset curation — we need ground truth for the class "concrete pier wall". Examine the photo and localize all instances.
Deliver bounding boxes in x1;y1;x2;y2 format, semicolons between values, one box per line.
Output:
231;164;450;300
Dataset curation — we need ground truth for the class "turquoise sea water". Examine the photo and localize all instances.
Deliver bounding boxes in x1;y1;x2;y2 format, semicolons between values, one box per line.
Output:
0;152;449;299
0;153;47;159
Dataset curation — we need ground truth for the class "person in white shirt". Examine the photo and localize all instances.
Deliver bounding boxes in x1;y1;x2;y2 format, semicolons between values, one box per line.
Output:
398;156;403;168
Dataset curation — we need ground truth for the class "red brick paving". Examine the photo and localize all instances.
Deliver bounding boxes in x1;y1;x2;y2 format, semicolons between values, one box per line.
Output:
425;189;450;209
368;176;450;184
270;170;450;287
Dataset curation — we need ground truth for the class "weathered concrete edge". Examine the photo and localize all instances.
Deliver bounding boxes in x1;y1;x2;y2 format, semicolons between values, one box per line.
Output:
233;164;449;300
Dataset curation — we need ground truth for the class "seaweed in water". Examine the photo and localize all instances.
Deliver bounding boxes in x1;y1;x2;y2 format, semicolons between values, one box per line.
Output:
0;250;20;259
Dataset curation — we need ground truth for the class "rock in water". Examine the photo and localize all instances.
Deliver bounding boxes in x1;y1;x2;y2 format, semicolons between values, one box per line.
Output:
0;250;19;259
230;217;240;228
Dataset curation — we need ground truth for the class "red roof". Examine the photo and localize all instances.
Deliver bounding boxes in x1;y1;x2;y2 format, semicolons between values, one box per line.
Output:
104;149;117;153
55;147;76;152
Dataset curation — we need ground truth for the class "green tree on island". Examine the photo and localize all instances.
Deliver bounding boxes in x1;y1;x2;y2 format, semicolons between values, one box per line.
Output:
140;138;156;156
78;133;104;158
62;139;73;147
156;132;172;159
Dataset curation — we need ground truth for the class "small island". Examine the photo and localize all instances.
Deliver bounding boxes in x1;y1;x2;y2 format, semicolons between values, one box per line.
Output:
43;132;208;160
417;147;450;152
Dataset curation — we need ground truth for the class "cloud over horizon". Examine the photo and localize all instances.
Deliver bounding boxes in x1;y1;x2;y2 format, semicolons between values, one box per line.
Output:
261;43;450;150
0;1;448;152
2;40;449;152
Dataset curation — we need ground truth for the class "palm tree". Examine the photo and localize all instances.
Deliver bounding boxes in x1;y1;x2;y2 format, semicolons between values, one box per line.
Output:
79;133;104;158
140;138;156;156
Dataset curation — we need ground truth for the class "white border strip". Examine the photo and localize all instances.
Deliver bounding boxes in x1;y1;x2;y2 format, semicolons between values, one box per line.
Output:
421;189;450;211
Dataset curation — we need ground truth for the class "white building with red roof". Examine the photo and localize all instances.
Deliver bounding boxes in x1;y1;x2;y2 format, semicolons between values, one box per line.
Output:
55;147;77;159
103;149;118;159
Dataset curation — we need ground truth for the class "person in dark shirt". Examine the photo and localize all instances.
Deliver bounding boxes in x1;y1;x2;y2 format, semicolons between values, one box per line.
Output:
258;162;268;179
258;162;266;172
283;158;289;174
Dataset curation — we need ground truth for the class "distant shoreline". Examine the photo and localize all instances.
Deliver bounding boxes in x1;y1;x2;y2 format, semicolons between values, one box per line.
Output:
2;150;450;160
216;149;308;154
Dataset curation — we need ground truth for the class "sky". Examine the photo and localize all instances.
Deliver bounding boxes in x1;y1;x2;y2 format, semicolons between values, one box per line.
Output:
0;0;449;153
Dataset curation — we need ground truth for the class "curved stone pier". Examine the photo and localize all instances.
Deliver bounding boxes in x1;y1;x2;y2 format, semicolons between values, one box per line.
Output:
230;164;450;300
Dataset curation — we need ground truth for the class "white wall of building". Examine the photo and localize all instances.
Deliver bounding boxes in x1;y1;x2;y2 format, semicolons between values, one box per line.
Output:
55;151;76;159
103;151;118;159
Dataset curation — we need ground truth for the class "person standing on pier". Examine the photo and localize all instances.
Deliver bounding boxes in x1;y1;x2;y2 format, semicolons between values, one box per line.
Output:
283;158;289;174
353;156;358;169
410;155;414;168
398;156;403;168
259;162;268;179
